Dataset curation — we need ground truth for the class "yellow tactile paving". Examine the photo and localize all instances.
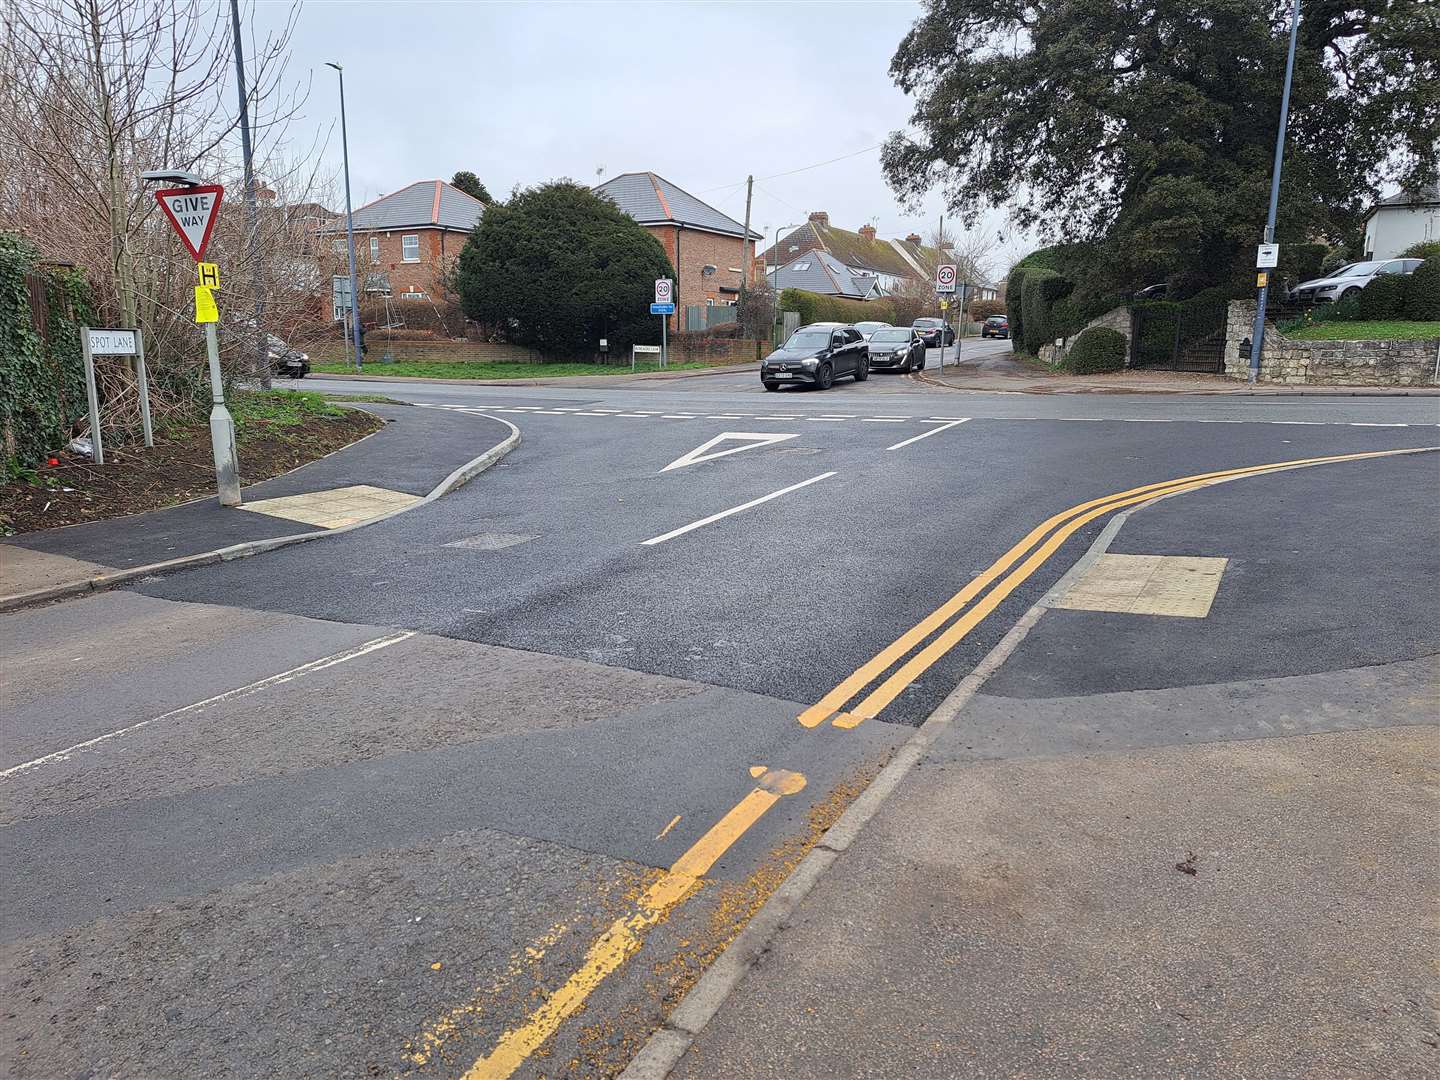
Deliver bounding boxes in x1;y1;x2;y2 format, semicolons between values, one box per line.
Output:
1055;553;1229;618
236;484;421;529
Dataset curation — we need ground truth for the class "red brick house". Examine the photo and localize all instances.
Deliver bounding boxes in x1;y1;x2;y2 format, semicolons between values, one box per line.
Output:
594;172;763;329
322;179;485;308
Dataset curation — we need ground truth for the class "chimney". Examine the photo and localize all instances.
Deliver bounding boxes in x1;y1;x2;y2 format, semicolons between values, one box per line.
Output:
905;232;922;245
808;211;829;225
858;224;877;242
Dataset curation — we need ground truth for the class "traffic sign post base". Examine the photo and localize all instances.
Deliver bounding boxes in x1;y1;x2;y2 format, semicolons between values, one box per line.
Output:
204;322;242;506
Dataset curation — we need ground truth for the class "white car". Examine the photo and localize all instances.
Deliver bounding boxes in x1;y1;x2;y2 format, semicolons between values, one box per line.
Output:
852;320;892;340
1290;258;1423;304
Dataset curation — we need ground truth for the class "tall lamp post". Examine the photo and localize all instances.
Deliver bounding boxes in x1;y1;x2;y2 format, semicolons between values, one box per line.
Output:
1248;0;1303;383
769;223;800;343
326;61;363;372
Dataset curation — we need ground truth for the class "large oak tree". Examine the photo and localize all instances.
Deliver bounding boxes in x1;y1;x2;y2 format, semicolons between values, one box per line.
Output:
883;1;1439;296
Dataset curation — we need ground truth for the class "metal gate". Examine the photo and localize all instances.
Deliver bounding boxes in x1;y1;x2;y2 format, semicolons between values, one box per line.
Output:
1129;299;1228;372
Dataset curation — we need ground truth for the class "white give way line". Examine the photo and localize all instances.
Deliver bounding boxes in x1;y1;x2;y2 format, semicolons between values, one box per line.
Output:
0;631;416;779
885;417;970;451
642;472;836;546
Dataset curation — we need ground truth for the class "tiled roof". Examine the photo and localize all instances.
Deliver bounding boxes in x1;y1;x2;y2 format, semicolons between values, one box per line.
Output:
760;220;948;280
595;172;762;239
767;250;878;299
1375;184;1439;208
325;180;485;233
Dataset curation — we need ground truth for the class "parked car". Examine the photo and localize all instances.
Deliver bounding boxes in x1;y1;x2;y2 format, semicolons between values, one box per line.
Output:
980;315;1010;339
865;327;927;373
852;320;892;340
1290;258;1423;304
761;323;869;390
912;317;955;347
267;334;311;378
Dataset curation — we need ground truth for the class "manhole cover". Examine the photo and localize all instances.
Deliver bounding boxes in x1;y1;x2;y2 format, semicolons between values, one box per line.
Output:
444;533;537;551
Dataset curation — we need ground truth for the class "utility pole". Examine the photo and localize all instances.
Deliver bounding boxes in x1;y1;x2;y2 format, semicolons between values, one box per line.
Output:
229;0;269;388
937;212;945;372
739;175;753;307
327;62;363;372
1248;0;1302;383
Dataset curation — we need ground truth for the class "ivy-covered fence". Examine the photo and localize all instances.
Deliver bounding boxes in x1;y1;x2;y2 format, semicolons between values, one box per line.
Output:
1;233;95;478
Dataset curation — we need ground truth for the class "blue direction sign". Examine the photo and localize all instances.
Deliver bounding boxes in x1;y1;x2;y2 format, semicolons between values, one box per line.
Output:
650;303;675;315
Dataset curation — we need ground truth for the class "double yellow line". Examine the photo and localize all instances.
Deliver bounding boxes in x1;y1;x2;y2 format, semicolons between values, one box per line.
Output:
800;446;1435;730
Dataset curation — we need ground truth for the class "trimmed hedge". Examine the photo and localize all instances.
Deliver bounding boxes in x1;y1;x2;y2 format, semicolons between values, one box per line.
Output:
1358;274;1408;320
1020;268;1071;355
1066;326;1127;374
1404;257;1440;320
1006;266;1028;345
777;288;895;327
970;298;1006;321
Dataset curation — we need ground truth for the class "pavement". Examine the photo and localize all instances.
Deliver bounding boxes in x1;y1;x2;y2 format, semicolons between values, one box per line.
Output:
0;403;515;610
2;357;1437;1079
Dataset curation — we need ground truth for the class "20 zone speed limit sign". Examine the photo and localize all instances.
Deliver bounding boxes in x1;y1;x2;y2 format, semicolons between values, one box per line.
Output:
935;264;957;293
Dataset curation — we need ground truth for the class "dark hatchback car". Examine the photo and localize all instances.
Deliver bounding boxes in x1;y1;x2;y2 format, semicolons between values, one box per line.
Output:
980;315;1009;339
761;323;870;390
866;326;927;372
912;317;955;347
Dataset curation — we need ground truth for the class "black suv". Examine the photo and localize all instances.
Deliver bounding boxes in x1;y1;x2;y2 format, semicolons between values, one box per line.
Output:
761;323;870;390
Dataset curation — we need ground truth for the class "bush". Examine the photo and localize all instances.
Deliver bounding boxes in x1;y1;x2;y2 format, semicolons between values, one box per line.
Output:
1399;241;1440;261
1358;274;1407;319
776;288;894;327
1020;268;1072;354
1065;326;1127;374
1279;242;1327;286
1404;257;1440;320
1328;292;1364;321
969;298;1006;321
1005;266;1027;344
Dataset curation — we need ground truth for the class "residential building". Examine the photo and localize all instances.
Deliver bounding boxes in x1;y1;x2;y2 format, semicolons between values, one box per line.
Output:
1362;186;1439;260
767;250;880;299
761;212;998;300
321;179;485;309
595;172;764;327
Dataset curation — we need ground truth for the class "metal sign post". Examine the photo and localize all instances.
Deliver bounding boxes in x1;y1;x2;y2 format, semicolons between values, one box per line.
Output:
936;264;957;374
654;279;674;369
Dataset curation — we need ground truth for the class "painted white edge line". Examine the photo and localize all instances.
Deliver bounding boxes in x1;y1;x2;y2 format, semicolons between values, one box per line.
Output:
641;472;836;546
885;417;970;451
1;631;417;778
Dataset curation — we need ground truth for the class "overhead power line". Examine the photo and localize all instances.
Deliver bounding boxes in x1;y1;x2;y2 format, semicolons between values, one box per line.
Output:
698;143;884;195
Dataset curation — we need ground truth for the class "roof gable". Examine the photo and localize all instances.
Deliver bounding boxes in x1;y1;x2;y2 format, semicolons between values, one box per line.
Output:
768;250;875;299
337;180;485;233
595;172;761;239
761;220;947;281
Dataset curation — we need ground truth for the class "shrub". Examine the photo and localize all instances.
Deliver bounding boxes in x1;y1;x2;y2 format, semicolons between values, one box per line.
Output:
969;298;1006;321
1279;242;1327;286
1404;257;1440;320
1006;266;1027;344
1020;268;1072;354
1065;327;1127;373
1399;240;1440;261
776;289;894;327
1328;292;1363;321
1358;274;1407;319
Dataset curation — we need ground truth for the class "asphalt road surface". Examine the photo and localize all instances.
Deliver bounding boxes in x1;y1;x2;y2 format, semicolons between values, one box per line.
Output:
3;357;1437;1079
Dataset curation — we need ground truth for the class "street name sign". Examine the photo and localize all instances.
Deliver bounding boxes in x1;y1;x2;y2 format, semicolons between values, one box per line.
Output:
633;344;662;354
936;264;957;293
1256;243;1280;269
655;278;674;304
650;303;675;315
155;184;224;261
86;328;138;355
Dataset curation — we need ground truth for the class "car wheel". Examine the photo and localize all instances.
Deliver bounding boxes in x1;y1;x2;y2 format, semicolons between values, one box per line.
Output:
1340;287;1362;301
854;358;869;382
814;363;834;390
762;380;780;391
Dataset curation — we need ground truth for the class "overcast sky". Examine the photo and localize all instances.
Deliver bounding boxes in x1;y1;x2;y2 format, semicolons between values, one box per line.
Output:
258;0;1029;275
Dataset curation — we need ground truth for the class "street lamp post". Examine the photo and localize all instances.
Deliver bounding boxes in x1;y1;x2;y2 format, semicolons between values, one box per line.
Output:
326;61;363;373
769;223;800;344
1248;0;1303;383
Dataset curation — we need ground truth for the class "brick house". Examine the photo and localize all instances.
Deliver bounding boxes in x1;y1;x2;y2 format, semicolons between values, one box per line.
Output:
321;179;485;312
594;172;764;329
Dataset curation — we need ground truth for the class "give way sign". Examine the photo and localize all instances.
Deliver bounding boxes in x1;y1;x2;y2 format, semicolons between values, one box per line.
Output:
155;185;224;261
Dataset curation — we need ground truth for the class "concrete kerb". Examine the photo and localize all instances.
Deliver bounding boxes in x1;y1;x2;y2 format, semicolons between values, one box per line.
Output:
617;444;1440;1080
0;414;521;614
910;368;1440;397
314;364;751;388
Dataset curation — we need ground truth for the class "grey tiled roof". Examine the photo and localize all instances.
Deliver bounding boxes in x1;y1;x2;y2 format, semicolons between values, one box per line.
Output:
1375;184;1439;208
595;172;761;239
767;250;878;299
326;180;485;233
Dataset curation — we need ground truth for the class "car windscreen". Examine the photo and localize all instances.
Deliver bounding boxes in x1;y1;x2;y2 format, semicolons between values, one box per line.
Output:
913;319;941;327
1338;262;1381;276
870;329;912;343
784;331;831;349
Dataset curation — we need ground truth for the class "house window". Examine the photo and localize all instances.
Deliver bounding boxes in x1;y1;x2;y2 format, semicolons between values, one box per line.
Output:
369;236;380;263
402;235;420;262
705;297;715;307
331;238;347;254
400;290;428;301
794;261;811;271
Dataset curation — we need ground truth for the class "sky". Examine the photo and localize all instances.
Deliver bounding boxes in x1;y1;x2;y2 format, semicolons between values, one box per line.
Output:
255;0;1031;277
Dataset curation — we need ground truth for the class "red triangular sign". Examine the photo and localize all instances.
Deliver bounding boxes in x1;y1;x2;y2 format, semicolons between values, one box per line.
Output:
155;185;224;261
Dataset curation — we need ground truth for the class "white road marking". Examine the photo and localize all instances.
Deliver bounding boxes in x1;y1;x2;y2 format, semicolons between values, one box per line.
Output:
0;631;417;779
886;417;971;451
806;416;849;422
661;431;800;473
641;472;836;546
861;418;906;423
661;414;695;419
1351;422;1409;427
706;415;744;420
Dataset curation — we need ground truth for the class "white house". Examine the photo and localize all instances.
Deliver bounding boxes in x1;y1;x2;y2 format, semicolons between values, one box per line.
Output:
1362;186;1438;260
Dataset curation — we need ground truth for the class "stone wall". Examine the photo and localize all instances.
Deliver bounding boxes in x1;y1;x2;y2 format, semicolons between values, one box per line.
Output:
1223;300;1440;385
1037;305;1130;366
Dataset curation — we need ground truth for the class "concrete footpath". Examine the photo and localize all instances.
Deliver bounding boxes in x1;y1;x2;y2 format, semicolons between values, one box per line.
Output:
0;404;516;611
638;453;1440;1079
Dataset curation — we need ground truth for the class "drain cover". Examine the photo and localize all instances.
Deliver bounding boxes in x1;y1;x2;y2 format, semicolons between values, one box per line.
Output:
444;533;537;551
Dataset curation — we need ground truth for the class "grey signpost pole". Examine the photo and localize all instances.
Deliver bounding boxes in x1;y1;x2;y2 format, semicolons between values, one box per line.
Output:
79;328;105;465
135;329;153;447
204;320;241;505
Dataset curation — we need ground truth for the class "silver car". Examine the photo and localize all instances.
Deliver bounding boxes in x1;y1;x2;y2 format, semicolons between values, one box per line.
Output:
1291;258;1423;304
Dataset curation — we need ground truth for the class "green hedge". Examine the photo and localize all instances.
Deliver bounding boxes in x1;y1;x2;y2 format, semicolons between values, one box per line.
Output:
1006;266;1028;345
1359;274;1408;320
1399;241;1440;261
1066;326;1127;374
1020;268;1071;355
1404;258;1440;320
777;289;895;328
1;233;94;478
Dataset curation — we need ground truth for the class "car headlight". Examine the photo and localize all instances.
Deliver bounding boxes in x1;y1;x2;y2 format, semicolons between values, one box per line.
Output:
1317;285;1338;295
801;358;819;369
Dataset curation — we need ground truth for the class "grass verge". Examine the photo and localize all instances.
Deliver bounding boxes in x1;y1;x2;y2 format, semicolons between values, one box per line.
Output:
1284;321;1440;341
